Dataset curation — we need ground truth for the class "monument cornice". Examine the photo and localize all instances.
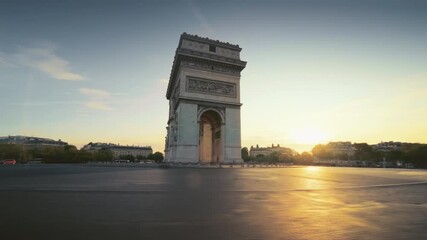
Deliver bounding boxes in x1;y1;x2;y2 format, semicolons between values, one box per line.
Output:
166;49;246;99
178;48;247;67
177;97;242;109
180;32;242;51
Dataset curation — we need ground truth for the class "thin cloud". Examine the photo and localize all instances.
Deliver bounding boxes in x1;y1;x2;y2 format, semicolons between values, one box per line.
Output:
84;101;112;111
13;47;84;81
8;101;81;107
79;88;111;98
112;92;126;96
79;88;112;111
0;52;16;67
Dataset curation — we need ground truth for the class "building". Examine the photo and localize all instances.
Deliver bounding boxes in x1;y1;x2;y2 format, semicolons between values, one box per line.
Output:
313;142;358;166
326;141;355;157
164;33;247;163
0;135;68;149
373;141;402;152
82;142;152;159
250;144;295;157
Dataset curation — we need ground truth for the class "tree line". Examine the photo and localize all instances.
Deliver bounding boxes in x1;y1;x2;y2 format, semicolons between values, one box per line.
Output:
241;147;315;165
0;144;164;164
118;152;164;162
311;143;427;168
242;142;427;168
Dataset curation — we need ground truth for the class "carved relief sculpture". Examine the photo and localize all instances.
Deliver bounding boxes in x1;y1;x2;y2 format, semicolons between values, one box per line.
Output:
187;78;236;97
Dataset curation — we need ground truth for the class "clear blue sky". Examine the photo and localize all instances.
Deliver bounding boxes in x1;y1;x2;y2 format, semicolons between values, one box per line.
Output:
1;0;426;152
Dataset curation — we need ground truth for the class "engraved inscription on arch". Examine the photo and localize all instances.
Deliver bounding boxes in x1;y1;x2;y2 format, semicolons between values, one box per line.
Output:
187;78;236;98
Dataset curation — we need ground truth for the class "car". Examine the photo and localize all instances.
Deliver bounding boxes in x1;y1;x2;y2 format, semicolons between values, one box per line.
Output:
2;159;17;165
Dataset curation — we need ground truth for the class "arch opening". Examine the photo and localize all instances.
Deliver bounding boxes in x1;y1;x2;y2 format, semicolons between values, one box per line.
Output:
199;110;222;163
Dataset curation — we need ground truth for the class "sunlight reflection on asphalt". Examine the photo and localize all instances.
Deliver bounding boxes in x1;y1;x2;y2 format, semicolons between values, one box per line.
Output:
0;165;426;239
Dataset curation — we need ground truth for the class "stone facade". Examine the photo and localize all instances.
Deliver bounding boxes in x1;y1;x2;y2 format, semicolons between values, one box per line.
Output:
327;142;356;156
0;135;68;149
250;144;295;157
374;141;402;152
82;142;152;159
165;33;247;163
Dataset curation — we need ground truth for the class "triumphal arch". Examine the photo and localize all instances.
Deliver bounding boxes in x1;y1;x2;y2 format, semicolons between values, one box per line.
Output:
164;33;247;163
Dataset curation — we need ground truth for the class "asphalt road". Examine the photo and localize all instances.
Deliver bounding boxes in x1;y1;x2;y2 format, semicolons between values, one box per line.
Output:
1;165;426;240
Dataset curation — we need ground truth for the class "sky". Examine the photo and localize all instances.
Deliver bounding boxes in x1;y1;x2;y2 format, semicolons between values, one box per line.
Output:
0;0;426;153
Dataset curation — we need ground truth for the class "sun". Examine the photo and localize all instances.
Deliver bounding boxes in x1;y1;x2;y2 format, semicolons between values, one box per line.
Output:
292;128;328;144
305;166;321;172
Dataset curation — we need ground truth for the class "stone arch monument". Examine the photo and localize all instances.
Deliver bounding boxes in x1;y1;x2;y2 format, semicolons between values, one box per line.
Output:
164;33;247;163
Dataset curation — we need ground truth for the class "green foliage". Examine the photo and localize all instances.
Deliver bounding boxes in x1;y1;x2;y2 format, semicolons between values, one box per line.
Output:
120;154;136;161
95;149;114;162
0;144;22;161
353;143;377;161
311;144;334;159
33;146;78;163
241;147;250;162
148;152;164;162
293;152;314;165
402;145;427;168
74;150;93;163
248;148;297;164
0;144;114;163
311;142;427;168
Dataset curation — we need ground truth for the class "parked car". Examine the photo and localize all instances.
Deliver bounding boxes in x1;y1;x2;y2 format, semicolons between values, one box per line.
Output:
2;159;17;165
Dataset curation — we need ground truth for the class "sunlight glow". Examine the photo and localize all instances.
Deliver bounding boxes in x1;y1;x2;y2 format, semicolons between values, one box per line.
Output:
291;128;328;144
305;166;321;172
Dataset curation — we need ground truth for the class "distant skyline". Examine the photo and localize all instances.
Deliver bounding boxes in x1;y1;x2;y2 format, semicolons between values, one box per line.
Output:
1;0;426;153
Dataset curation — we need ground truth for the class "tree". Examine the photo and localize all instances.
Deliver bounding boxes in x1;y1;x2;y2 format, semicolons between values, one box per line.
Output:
120;154;135;161
353;143;374;161
241;147;249;161
75;150;94;163
311;144;329;159
279;148;297;162
95;149;114;162
148;152;164;162
64;145;78;151
269;151;280;162
0;143;22;161
386;150;403;162
62;145;79;163
293;152;314;165
403;145;427;168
